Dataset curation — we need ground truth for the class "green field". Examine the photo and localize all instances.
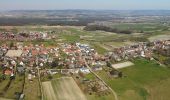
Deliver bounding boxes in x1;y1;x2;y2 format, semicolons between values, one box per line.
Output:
0;25;169;47
23;76;41;100
110;23;169;32
96;58;170;100
0;75;24;99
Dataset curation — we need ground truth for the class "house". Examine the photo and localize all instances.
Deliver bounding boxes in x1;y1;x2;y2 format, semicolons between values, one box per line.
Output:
0;50;3;57
110;70;121;78
47;69;59;75
4;69;13;76
79;68;90;74
92;65;103;71
61;69;70;75
28;74;32;80
17;66;25;74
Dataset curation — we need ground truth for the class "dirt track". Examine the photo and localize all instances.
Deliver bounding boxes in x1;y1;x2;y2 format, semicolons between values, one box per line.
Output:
42;77;86;100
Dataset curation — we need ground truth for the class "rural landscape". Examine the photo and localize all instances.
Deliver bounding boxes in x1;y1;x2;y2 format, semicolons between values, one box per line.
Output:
0;0;170;100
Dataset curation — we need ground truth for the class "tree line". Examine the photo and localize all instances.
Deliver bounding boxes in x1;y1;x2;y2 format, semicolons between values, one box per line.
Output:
84;25;132;34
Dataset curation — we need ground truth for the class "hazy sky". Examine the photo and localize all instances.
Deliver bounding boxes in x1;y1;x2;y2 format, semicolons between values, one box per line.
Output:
0;0;170;10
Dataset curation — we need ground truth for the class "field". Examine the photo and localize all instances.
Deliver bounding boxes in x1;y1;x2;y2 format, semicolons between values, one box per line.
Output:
0;75;24;99
0;24;169;48
23;76;41;100
148;34;170;42
96;58;170;100
0;98;13;100
112;61;134;69
42;77;87;100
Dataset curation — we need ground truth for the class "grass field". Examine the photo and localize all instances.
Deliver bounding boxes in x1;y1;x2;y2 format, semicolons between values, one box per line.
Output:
0;75;25;99
148;34;170;42
110;23;168;32
23;76;41;100
42;77;87;100
96;58;170;100
90;43;107;54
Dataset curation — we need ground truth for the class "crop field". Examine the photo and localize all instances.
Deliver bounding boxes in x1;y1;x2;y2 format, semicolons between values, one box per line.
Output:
96;58;170;100
148;34;170;42
0;75;24;99
89;43;108;54
0;98;13;100
110;23;169;32
42;77;87;100
112;61;134;69
23;76;41;100
0;25;168;46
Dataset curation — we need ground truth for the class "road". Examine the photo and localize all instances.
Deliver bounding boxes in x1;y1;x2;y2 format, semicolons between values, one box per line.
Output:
153;57;166;67
84;59;118;100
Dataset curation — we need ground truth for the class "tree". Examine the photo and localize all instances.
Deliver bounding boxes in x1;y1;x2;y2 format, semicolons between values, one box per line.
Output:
164;58;170;66
106;61;111;68
91;86;98;92
10;42;14;49
47;75;53;80
110;69;117;75
118;72;123;78
51;59;58;68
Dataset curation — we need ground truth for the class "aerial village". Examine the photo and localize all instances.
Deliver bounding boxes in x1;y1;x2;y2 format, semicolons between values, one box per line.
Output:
0;31;55;41
0;31;170;99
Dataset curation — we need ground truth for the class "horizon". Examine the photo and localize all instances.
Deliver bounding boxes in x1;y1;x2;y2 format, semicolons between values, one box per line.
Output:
0;0;170;11
2;9;170;12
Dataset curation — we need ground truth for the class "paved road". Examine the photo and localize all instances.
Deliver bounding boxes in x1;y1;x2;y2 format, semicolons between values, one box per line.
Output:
84;59;119;100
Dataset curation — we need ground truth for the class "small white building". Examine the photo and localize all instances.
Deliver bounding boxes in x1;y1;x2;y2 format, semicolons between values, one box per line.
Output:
79;68;90;74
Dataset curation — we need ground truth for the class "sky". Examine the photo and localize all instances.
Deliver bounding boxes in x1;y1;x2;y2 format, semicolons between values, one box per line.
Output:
0;0;170;10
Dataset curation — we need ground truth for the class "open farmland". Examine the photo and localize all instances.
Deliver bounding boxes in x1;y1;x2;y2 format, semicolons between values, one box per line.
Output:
148;34;170;42
96;58;170;100
42;77;87;100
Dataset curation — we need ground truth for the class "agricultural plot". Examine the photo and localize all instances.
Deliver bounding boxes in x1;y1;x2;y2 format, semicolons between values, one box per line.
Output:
90;43;107;54
23;77;41;100
112;61;134;69
110;23;166;32
42;81;57;100
148;35;170;42
0;75;24;99
0;98;13;100
103;41;136;49
42;77;87;100
96;58;170;100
